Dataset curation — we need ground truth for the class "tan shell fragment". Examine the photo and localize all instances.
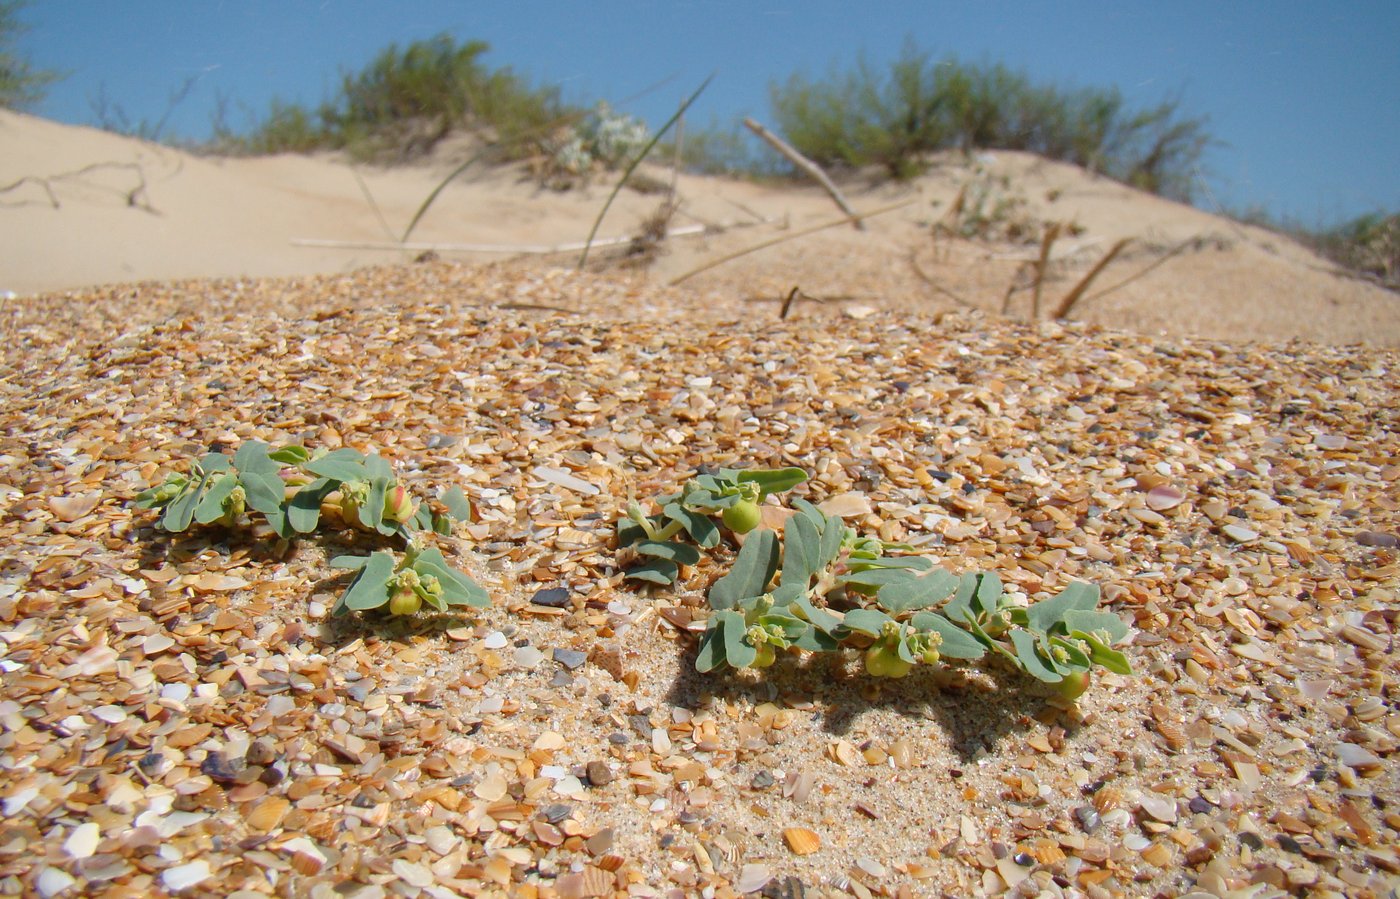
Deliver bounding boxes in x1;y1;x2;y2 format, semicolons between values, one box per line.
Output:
783;827;821;855
49;492;101;522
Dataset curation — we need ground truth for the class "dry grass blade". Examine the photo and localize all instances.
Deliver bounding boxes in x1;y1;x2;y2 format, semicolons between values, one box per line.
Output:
909;251;975;308
669;199;915;286
1030;222;1063;319
578;75;714;270
744;117;863;229
1084;234;1201;303
1052;237;1131;319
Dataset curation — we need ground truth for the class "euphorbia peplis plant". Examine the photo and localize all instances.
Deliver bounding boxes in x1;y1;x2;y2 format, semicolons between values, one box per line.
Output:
134;441;488;617
616;466;808;586
621;468;1134;695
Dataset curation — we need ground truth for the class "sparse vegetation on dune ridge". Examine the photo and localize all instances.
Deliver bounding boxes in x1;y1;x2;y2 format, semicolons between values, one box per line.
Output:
768;41;1213;200
210;34;570;162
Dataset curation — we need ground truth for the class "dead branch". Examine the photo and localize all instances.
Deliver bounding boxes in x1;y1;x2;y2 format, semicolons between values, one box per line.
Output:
293;222;720;255
1030;222;1063;319
1052;238;1131;320
1083;234;1200;303
668;199;914;287
908;252;976;309
744;117;863;230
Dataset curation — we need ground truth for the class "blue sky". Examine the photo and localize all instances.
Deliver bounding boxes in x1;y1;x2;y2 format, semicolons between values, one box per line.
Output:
16;1;1400;225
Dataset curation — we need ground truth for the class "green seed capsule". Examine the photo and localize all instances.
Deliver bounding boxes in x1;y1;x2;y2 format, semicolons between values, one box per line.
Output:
722;500;762;534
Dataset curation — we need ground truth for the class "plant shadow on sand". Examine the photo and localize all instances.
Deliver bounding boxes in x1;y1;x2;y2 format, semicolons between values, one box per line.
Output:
131;527;479;651
661;636;1062;764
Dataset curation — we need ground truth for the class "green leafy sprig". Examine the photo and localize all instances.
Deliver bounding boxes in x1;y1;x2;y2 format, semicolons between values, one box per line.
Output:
616;466;808;586
624;469;1133;695
134;441;487;617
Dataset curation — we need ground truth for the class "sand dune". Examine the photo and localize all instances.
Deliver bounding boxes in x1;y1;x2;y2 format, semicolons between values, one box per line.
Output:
3;109;1397;346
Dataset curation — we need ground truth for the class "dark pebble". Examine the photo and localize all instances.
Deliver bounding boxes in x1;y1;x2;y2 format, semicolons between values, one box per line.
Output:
542;803;573;824
1239;832;1264;850
607;732;628;745
1356;530;1400;549
1188;796;1214;815
549;670;573;688
586;760;613;786
750;770;775;790
553;648;588;670
259;760;287;786
629;714;653;738
1276;834;1304;854
531;587;571;608
200;752;240;784
137;752;164;776
1012;852;1035;867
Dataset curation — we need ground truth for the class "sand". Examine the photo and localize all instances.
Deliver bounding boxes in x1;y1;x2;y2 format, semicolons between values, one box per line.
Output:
0;112;1397;898
3;109;1397;347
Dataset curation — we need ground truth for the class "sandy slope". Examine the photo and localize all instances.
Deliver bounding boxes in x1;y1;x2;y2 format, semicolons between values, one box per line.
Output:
3;110;1397;346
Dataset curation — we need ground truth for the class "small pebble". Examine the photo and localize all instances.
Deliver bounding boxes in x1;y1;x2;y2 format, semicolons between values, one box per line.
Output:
1139;793;1178;823
553;648;587;670
513;645;544;668
35;868;76;899
1355;530;1400;548
735;864;772;894
1222;523;1259;543
542;803;573;824
161;861;212;892
585;761;613;786
62;822;99;859
531;587;571;608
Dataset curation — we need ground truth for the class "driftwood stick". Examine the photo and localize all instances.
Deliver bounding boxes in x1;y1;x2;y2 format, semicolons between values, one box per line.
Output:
743;117;864;230
1051;237;1131;320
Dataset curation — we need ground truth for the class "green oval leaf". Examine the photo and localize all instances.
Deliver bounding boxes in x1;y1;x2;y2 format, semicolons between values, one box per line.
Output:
625;558;679;585
709;530;778;610
737;467;808;497
637;541;701;566
193;474;239;524
341;552;396;611
1025;581;1102;633
288;477;338;533
303;447;368;482
1010;628;1063;682
842;608;892;637
877;568;959;614
719;610;756;668
910;612;987;659
696;617;728;672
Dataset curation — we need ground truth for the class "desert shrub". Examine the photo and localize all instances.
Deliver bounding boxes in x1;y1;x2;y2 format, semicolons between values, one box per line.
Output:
1298;211;1399;288
222;34;569;161
768;42;1212;200
0;0;61;111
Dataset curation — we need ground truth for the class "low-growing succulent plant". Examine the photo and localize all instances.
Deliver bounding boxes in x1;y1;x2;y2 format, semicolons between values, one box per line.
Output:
134;441;487;617
620;468;1134;695
616;466;808;586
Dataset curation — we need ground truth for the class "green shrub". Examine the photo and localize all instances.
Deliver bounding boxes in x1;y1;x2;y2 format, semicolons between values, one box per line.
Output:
0;0;62;111
221;34;569;161
768;42;1212;201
